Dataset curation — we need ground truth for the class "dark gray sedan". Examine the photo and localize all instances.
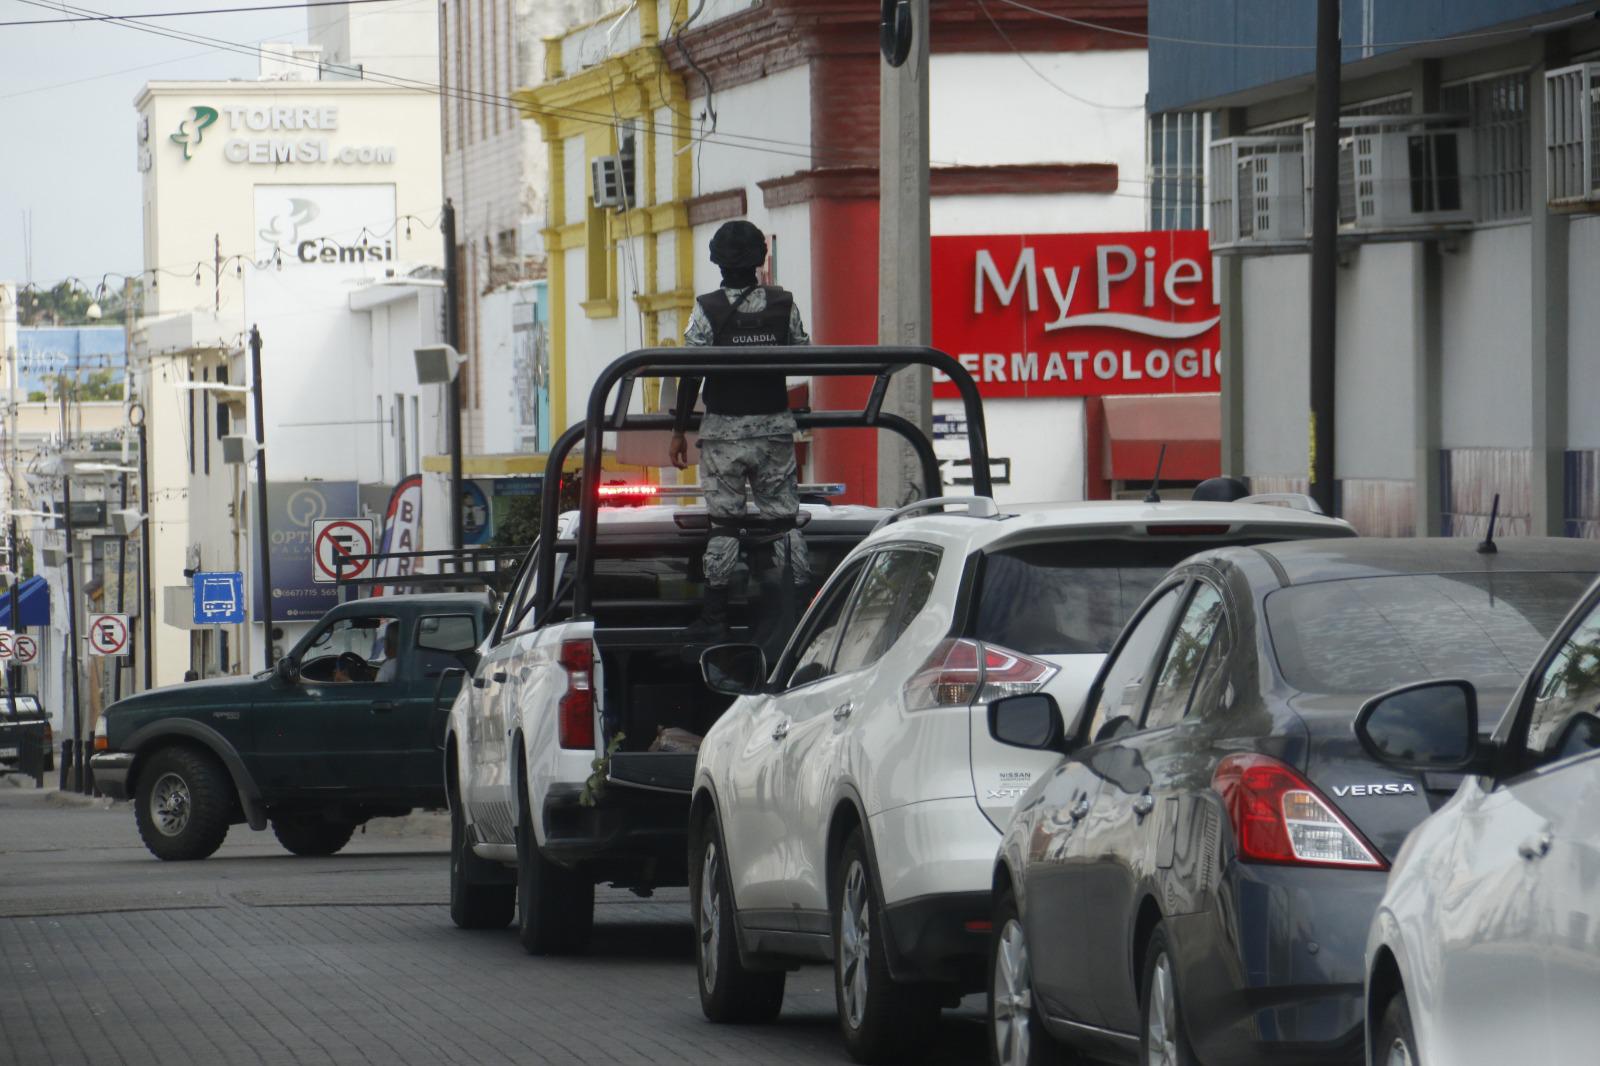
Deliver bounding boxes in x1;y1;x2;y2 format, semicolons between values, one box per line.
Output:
983;537;1600;1066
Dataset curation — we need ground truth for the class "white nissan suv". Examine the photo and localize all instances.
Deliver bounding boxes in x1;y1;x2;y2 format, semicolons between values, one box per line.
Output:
689;494;1353;1062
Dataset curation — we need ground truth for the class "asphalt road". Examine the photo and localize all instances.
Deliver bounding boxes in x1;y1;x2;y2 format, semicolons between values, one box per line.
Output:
0;779;988;1066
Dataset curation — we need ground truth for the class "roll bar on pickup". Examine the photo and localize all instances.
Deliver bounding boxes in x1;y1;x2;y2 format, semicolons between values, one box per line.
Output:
534;345;993;622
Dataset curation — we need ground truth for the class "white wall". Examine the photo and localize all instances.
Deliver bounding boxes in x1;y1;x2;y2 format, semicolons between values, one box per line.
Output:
689;65;813;194
930;50;1146;235
1439;224;1531;449
1241;253;1311;478
1569;216;1600;449
1334;241;1416;479
936;396;1085;505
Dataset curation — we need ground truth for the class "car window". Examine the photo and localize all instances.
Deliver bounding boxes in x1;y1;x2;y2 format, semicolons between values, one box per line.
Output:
300;615;401;684
415;614;479;679
1083;585;1183;743
833;548;941;675
1142;582;1227;732
974;540;1231;656
784;560;867;689
502;542;541;638
1266;572;1593;715
1521;599;1600;765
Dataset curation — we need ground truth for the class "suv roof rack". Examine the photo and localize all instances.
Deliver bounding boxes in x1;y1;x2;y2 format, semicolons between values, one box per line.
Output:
1236;492;1325;515
873;496;1000;531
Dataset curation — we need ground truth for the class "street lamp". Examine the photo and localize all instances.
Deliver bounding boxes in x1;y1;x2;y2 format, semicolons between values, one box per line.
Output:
127;401;153;691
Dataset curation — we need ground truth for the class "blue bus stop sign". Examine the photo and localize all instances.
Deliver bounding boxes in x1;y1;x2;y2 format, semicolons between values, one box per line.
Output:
194;572;245;625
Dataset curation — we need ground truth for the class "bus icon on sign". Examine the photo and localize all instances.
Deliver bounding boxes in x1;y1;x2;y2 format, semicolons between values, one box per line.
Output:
194;572;246;625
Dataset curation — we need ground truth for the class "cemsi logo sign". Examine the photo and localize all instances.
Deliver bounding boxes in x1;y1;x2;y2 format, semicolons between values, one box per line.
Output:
1332;783;1417;797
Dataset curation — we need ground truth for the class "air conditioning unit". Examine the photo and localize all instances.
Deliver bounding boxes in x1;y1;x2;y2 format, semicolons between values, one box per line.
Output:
1304;115;1475;233
1209;137;1307;252
1545;62;1600;207
591;156;623;208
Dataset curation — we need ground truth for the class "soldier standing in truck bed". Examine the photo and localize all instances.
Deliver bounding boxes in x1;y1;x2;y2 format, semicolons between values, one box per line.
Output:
670;220;811;643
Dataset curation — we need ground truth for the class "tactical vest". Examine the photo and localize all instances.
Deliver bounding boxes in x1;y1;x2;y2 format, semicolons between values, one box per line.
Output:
697;286;794;416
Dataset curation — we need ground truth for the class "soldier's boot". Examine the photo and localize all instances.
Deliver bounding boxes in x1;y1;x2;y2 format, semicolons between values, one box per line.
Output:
683;586;731;645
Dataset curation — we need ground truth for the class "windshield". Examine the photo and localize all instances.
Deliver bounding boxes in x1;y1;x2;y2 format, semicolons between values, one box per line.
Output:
974;539;1242;656
1266;571;1595;697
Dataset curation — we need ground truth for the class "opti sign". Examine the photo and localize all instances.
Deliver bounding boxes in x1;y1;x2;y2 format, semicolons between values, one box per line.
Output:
13;635;37;665
88;614;131;657
931;232;1221;399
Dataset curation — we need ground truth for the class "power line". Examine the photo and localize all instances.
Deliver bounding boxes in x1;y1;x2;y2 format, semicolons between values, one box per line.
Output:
8;0;894;170
972;0;1144;110
0;0;412;28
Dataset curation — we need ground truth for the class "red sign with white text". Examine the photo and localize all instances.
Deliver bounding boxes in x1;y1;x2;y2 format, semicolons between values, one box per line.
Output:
931;232;1221;399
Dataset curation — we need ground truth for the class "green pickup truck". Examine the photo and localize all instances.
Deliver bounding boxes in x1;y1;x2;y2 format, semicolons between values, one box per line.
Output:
92;593;495;861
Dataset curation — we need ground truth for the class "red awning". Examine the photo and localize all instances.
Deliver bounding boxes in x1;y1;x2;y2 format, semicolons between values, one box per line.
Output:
1101;394;1220;481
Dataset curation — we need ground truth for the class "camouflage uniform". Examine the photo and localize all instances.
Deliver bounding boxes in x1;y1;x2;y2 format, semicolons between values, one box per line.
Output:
683;286;811;589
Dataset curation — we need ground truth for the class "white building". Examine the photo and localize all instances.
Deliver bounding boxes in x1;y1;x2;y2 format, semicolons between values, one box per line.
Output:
131;27;445;684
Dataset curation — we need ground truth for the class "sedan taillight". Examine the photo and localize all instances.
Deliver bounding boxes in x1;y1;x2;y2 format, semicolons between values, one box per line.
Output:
557;639;596;750
902;638;1057;711
1212;753;1385;870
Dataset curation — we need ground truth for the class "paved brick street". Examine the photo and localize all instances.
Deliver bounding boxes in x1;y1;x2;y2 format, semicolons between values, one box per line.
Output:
0;781;987;1066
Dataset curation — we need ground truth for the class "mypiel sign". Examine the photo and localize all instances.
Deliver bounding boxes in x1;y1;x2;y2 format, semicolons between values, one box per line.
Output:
931;232;1221;399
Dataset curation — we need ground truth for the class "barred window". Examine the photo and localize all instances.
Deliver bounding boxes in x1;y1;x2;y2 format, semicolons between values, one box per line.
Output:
1442;72;1531;221
1148;111;1210;231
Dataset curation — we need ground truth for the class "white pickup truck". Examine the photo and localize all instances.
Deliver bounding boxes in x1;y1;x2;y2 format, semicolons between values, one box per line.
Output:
444;500;880;951
440;345;993;954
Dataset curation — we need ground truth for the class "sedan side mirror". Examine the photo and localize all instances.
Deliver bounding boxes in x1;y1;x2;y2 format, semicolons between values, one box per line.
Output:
701;643;768;697
1354;679;1480;771
274;657;298;684
988;693;1065;752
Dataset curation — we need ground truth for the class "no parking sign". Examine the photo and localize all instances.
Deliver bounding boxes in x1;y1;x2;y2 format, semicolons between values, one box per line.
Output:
88;614;131;657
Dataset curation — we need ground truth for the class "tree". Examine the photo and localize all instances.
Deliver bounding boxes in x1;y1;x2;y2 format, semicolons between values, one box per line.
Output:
17;281;127;326
48;369;125;402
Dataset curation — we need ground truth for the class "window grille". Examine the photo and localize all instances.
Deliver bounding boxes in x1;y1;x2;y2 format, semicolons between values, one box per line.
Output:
1148;112;1210;231
1443;73;1531;221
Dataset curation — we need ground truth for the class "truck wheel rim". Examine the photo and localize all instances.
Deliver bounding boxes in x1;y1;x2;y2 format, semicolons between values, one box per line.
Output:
699;841;721;991
1147;952;1179;1066
151;773;191;837
1386;1038;1414;1066
840;860;870;1029
993;917;1033;1066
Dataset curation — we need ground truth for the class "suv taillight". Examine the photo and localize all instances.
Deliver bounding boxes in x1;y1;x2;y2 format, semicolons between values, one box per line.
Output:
902;638;1057;711
558;639;596;750
1212;753;1385;869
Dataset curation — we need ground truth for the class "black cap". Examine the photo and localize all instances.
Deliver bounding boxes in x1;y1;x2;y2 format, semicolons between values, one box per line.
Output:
1191;476;1251;502
708;220;767;269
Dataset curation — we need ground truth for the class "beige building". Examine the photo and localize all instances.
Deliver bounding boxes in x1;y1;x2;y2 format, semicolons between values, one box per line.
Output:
132;40;445;684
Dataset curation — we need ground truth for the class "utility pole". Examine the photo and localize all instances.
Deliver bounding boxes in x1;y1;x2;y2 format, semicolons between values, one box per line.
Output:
249;326;273;670
130;404;153;691
111;469;128;702
442;200;465;561
877;0;933;508
62;472;83;790
1308;0;1341;516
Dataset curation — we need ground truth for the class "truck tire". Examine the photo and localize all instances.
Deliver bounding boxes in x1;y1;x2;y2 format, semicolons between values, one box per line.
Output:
450;780;514;930
134;746;232;861
515;782;593;955
693;813;785;1023
271;816;356;857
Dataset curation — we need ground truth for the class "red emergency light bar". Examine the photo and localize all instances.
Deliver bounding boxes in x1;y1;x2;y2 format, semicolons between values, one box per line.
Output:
597;483;847;503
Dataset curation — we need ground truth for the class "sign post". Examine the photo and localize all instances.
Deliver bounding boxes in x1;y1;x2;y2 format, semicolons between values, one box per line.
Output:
87;614;132;658
312;518;376;585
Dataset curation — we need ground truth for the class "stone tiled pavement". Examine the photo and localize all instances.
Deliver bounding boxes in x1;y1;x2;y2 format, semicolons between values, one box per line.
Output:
0;782;987;1065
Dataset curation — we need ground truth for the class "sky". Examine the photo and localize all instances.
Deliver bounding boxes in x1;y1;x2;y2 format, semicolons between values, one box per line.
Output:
0;0;315;289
